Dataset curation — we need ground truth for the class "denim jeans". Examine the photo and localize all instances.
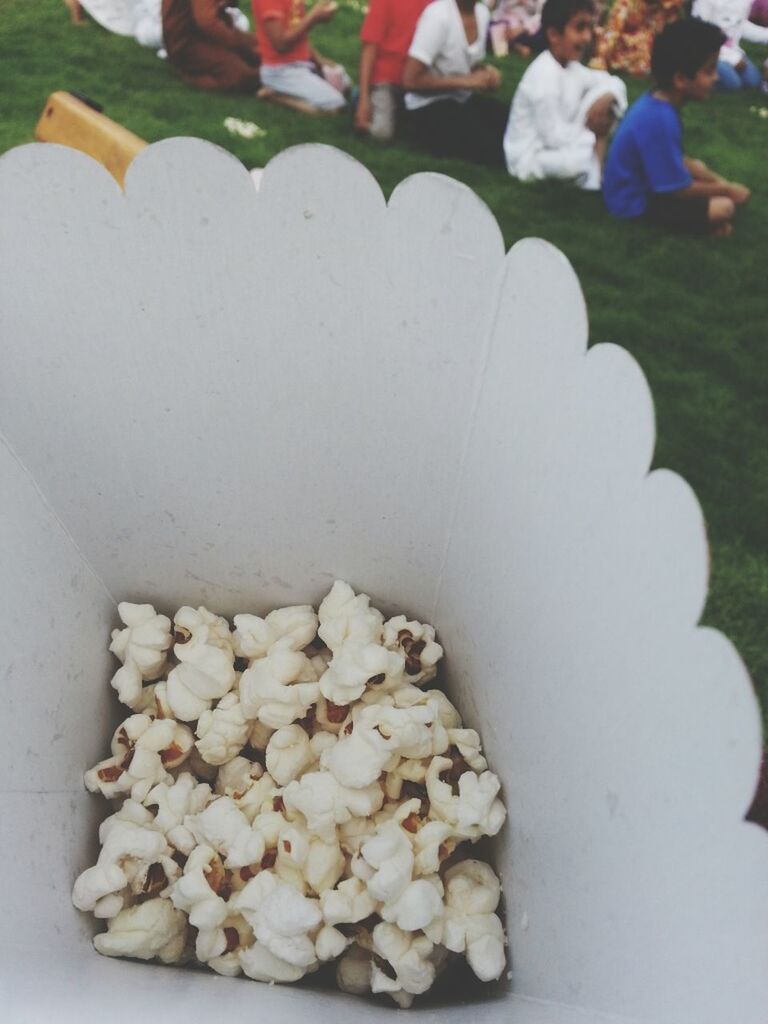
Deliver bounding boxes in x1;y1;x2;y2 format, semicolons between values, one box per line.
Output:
716;57;762;91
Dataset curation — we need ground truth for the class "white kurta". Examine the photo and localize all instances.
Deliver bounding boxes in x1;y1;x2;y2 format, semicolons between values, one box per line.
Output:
503;49;627;189
692;0;768;65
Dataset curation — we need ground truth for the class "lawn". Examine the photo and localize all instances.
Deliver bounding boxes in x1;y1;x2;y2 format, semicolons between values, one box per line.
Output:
1;0;766;722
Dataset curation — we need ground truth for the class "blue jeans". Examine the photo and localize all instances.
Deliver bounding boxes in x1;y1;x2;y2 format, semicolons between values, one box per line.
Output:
717;58;762;91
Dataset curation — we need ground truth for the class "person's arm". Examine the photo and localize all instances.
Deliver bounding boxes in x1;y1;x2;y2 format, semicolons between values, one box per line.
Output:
404;4;501;94
402;57;500;93
576;63;628;114
677;158;750;202
261;0;337;54
190;0;259;54
684;157;726;184
355;42;378;131
584;92;620;135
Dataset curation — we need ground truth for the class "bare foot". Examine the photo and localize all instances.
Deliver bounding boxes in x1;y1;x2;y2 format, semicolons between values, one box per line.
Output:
712;222;734;238
64;0;86;24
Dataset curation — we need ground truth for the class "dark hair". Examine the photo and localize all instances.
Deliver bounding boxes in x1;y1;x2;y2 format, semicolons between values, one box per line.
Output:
651;18;725;88
541;0;596;34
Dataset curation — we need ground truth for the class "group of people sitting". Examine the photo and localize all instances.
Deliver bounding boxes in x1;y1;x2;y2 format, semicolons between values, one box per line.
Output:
66;0;764;235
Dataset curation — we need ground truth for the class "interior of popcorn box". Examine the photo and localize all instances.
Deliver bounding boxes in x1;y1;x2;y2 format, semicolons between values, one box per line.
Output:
0;439;527;1019
1;435;639;1024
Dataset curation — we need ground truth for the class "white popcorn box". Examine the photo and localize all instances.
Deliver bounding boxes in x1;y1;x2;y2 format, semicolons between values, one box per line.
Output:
0;140;766;1024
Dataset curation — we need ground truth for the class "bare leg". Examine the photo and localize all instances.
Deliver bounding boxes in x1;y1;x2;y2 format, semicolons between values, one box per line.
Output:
64;0;85;24
594;134;609;175
708;196;735;237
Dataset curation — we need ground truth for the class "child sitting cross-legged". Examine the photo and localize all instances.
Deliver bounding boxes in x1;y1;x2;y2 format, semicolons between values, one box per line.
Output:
503;0;628;189
603;18;751;236
252;0;348;112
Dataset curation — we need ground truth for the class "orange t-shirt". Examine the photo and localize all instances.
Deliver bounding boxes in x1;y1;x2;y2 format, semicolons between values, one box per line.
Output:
252;0;310;66
360;0;430;85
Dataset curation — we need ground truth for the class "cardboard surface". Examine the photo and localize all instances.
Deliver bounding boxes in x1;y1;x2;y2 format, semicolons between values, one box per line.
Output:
0;139;766;1023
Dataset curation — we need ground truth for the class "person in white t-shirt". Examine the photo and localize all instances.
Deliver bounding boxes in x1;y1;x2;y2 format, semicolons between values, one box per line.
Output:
402;0;510;167
503;0;627;189
692;0;768;90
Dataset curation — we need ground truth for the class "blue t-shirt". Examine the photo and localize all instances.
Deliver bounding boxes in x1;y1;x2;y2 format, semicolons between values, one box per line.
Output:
603;93;693;219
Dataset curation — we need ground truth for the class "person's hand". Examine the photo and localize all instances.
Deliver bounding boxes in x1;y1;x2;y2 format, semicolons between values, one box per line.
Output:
471;65;501;90
726;182;751;204
585;93;616;135
310;1;338;24
354;98;371;134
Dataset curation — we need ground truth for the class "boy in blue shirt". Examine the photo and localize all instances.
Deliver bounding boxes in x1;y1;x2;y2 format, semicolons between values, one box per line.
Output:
603;18;751;235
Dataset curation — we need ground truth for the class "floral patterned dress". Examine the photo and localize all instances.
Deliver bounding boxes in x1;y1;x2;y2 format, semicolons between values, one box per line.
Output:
592;0;685;77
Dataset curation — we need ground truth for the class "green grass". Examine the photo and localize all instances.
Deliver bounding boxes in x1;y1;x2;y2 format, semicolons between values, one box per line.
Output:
1;0;766;721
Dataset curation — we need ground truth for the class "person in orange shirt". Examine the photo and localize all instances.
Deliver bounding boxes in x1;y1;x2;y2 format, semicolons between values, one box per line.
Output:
252;0;348;111
355;0;430;140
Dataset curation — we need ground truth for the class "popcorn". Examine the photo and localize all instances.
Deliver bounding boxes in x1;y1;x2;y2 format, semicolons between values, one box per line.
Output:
239;638;320;728
425;754;506;840
233;605;318;661
336;943;374;995
215;755;264;797
380;875;444;936
93;898;187;963
371;922;436;1000
109;603;172;708
319;641;405;706
216;760;278;824
441;860;506;982
77;580;508;1006
317;580;384;652
382;615;443;685
321;716;392;789
320;876;378;926
166;607;236;721
170;845;232;928
360;820;414;904
84;714;193;802
235;871;322;968
316;924;351;961
248;718;274;751
240;941;308;983
265;724;314;786
73;812;170;914
273;815;346;897
174;606;234;653
145;772;213;855
412;820;455;875
186;796;266;869
196;912;253;976
196;692;249;765
446;727;488;772
282;770;384;839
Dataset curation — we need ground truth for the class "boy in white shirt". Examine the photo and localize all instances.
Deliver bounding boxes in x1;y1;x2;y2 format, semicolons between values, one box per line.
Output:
504;0;627;189
402;0;509;166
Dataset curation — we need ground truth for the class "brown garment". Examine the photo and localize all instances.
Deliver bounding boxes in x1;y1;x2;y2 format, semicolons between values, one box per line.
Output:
162;0;261;92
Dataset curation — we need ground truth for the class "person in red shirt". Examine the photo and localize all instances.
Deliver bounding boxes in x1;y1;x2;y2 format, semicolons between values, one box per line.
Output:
355;0;430;139
252;0;348;111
